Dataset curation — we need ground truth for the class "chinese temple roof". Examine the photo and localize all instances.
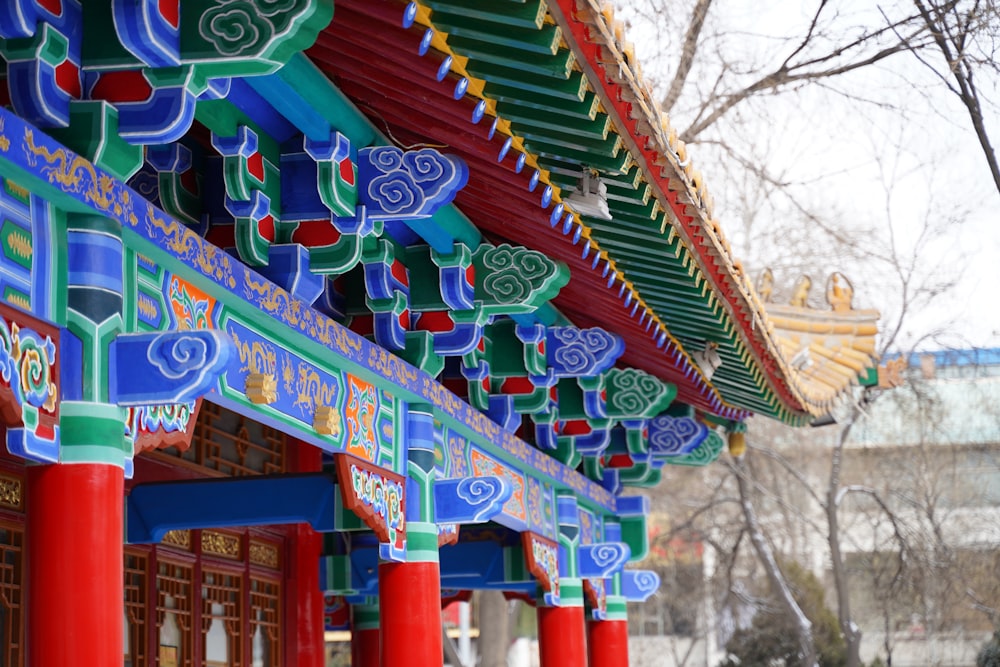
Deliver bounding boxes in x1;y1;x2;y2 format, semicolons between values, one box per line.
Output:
309;0;879;423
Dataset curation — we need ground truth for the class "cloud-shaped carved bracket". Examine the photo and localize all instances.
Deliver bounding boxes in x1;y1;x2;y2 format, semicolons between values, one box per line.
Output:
434;476;512;524
622;570;661;602
110;330;234;405
578;542;632;579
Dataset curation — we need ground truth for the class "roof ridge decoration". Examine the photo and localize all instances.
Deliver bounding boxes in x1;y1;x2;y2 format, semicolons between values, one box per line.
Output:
757;269;880;415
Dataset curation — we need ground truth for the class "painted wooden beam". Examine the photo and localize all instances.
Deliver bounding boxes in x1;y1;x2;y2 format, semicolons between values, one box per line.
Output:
126;472;340;543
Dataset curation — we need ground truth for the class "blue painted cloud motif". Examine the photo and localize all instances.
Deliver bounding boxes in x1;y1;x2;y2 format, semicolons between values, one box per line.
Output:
359;146;468;220
148;333;210;379
547;327;624;377
647;414;709;456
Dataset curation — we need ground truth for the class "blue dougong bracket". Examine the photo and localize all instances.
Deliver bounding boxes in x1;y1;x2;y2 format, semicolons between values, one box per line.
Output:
578;542;632;579
126;472;339;543
434;476;511;524
622;570;661;602
110;330;234;405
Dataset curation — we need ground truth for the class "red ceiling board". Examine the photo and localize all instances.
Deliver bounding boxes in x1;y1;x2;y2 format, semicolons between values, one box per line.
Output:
311;0;745;419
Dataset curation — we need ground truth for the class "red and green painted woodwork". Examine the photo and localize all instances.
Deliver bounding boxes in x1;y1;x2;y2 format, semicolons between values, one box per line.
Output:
1;102;627;569
0;0;332;149
379;403;443;666
586;521;632;667
0;176;56;316
462;319;620;432
350;602;381;667
536;494;588;666
576;507;631;624
540;366;677;470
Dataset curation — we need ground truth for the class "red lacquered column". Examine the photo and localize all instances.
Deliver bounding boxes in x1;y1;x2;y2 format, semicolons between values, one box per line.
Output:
293;523;325;667
588;618;630;667
378;560;443;666
538;602;588;667
351;603;380;667
27;461;124;666
291;441;325;667
379;405;442;667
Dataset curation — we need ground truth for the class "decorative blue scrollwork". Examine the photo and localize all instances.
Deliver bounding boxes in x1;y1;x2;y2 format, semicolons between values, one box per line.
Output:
578;542;631;578
434;475;511;524
546;327;624;378
622;570;661;602
358;146;468;221
648;414;709;456
110;330;234;405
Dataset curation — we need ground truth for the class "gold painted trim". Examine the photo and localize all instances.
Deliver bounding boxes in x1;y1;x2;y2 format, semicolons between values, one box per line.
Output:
202;530;241;559
0;475;22;511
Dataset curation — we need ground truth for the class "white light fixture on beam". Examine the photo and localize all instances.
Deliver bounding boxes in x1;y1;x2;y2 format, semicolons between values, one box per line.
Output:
565;168;613;221
694;341;722;380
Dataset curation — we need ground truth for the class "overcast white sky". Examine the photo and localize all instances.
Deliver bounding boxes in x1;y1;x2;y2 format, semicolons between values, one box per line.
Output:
618;0;1000;351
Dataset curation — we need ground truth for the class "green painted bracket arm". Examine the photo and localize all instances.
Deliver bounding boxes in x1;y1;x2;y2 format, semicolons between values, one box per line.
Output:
250;53;480;252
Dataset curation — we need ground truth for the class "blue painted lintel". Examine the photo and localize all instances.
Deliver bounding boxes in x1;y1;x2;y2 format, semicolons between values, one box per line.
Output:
127;472;339;544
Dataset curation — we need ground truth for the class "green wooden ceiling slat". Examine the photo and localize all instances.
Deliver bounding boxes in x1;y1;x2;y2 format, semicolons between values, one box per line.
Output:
529;143;630;173
487;85;601;120
431;13;562;54
515;124;622;157
495;100;610;138
448;35;576;78
424;0;547;29
468;61;586;99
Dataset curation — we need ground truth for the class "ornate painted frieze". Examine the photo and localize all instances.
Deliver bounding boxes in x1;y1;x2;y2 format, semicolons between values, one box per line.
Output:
521;531;560;604
470;448;526;529
0;106;618;512
126;399;202;456
0;301;60;463
334;454;406;562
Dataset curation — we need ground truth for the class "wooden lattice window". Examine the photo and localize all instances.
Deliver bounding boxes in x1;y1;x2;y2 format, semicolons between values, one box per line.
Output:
250;577;281;667
164;403;285;476
124;550;147;667
0;526;22;667
202;570;243;667
156;559;194;667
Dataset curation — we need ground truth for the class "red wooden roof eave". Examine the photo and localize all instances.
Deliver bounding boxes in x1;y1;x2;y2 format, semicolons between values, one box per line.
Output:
549;0;806;416
308;7;751;420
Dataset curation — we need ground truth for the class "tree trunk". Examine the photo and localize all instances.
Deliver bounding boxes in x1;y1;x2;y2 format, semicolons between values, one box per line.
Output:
734;454;818;667
478;590;510;667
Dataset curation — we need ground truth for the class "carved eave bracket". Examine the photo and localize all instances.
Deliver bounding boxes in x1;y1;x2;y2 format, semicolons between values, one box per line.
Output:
0;302;60;463
334;454;406;563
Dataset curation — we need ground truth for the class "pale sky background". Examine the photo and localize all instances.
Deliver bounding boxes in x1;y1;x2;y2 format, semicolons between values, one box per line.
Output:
618;0;1000;352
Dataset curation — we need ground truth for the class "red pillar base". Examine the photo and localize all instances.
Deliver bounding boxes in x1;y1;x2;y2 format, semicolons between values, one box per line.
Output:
378;561;443;666
588;619;630;667
27;463;124;667
538;604;588;667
